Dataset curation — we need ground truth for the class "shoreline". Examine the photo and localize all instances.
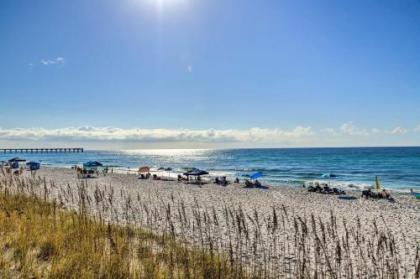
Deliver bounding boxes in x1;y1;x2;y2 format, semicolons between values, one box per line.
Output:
2;147;420;192
37;164;420;194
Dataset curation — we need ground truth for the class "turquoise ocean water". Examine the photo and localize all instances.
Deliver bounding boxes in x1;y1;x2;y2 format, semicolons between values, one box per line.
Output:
1;147;419;191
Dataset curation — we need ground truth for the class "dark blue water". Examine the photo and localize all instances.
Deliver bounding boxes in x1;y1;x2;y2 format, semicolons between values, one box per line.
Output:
1;147;419;190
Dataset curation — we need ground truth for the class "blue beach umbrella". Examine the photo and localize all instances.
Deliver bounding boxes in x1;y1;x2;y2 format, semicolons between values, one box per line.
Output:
250;171;263;180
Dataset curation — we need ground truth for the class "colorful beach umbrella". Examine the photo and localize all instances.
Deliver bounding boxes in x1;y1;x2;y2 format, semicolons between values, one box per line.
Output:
138;166;150;173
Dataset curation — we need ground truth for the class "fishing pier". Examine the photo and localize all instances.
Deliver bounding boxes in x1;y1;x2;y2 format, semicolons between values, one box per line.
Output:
0;148;84;153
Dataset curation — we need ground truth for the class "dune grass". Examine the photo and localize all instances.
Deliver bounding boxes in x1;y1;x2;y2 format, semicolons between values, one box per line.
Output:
0;192;244;278
0;171;419;278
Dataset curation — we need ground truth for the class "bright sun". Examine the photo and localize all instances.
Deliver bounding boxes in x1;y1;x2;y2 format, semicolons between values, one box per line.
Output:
155;0;186;7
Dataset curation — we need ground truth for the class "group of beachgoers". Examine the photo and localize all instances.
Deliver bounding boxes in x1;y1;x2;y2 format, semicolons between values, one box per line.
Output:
305;182;346;195
177;175;231;186
303;181;398;202
361;188;395;202
75;164;402;200
3;157;416;201
244;179;270;189
0;158;41;176
73;165;110;179
71;162;272;189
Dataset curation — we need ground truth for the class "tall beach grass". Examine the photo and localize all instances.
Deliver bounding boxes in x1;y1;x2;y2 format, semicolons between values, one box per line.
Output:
0;171;419;278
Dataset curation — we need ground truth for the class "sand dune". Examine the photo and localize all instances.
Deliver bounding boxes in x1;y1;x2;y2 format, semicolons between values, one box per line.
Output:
2;167;419;277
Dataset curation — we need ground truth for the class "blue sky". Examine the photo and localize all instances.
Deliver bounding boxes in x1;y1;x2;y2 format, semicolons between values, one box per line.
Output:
0;0;419;148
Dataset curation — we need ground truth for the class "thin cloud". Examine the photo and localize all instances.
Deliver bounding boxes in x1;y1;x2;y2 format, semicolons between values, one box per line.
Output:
339;122;370;136
0;124;416;146
324;123;413;137
0;126;314;143
40;57;65;66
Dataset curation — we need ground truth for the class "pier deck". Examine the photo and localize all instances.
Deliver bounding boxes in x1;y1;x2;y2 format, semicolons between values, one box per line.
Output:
0;148;84;153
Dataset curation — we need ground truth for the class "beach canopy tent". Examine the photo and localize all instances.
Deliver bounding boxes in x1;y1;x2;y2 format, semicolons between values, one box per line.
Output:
8;157;26;169
78;161;103;178
83;161;103;169
183;168;209;177
26;161;41;171
8;157;26;162
249;171;263;180
138;166;150;173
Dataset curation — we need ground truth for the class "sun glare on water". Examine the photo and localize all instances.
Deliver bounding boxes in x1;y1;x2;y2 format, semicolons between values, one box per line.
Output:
122;149;209;157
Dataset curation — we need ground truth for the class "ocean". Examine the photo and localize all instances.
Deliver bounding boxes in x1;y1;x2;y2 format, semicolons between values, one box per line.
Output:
1;147;419;191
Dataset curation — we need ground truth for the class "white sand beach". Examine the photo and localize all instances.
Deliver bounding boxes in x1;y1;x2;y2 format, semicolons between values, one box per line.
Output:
1;167;419;277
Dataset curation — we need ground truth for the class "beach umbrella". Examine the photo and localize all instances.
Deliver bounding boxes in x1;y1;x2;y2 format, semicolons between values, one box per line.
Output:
249;171;263;180
83;161;103;168
183;168;209;176
138;166;150;173
8;157;26;162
